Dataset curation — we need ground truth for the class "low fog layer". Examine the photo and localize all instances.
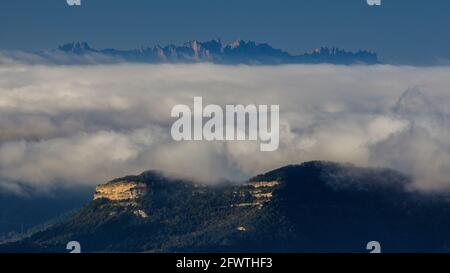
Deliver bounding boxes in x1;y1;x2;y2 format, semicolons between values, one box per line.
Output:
1;63;450;193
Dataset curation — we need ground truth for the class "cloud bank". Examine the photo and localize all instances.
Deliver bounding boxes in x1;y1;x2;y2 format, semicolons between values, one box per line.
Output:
1;62;450;193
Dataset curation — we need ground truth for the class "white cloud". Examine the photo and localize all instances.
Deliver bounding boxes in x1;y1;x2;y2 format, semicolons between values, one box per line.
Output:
1;63;450;192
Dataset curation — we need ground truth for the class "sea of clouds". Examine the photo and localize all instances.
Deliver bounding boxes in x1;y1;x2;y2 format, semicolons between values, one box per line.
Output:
1;62;450;194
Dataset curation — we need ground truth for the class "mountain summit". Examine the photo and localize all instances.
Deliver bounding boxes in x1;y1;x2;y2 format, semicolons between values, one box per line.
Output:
3;161;450;253
55;40;379;65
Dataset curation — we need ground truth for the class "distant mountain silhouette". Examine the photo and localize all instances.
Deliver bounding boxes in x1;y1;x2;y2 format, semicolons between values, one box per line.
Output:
3;161;450;253
53;40;379;65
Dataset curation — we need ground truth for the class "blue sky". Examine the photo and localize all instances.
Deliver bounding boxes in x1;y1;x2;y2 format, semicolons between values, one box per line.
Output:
0;0;449;64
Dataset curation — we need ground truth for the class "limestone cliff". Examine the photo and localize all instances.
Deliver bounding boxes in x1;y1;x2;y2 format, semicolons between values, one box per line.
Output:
93;181;147;201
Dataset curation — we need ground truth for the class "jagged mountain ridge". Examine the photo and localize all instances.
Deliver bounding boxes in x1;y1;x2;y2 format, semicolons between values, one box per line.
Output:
53;40;379;65
3;161;450;253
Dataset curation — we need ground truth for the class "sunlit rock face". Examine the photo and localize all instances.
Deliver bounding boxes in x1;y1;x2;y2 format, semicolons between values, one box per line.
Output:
93;181;147;201
231;181;281;208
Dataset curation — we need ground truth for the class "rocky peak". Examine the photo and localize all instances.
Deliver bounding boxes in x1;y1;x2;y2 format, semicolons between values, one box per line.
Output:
58;42;95;54
229;39;243;49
